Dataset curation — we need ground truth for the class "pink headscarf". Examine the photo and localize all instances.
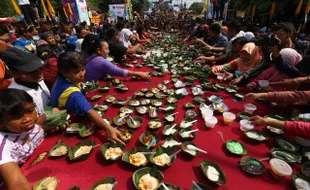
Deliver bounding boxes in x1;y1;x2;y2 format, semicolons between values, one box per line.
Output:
235;43;261;73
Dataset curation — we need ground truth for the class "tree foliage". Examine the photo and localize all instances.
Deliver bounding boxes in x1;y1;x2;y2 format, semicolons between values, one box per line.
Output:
189;2;204;14
0;0;18;17
230;0;308;21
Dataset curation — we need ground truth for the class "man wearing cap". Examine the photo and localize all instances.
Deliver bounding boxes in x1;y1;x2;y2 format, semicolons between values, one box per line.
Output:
2;47;50;125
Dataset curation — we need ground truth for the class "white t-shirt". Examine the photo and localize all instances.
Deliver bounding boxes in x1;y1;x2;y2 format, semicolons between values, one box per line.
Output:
18;0;30;5
75;39;84;52
0;125;44;165
8;80;51;116
226;31;245;53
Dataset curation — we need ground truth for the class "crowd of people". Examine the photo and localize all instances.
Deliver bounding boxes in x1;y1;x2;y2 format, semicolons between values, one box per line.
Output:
0;11;310;189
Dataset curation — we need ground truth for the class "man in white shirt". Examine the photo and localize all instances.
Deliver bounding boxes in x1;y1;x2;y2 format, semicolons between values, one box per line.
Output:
75;25;89;52
1;47;50;125
18;0;36;26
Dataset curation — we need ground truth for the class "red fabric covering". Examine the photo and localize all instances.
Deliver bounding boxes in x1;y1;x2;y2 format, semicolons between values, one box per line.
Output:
2;57;300;190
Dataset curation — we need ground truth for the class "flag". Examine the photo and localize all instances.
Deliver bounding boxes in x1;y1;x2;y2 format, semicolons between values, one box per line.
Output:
63;7;69;19
10;0;21;15
296;0;303;15
127;0;133;20
223;1;229;20
202;0;209;14
124;0;127;13
252;4;256;18
270;1;275;16
41;0;50;20
46;0;55;16
306;0;310;14
67;2;73;21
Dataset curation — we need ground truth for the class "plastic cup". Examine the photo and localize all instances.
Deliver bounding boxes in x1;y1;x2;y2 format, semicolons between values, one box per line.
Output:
258;80;270;88
239;119;254;131
217;73;225;81
244;103;257;114
202;109;214;119
269;158;293;179
205;116;218;129
223;112;236;125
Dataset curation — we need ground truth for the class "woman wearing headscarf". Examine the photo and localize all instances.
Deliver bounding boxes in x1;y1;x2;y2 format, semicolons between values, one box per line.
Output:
247;48;302;91
119;28;134;48
106;27;144;63
211;42;262;80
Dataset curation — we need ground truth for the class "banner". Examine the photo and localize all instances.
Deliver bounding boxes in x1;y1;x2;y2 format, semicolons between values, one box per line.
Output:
63;0;79;24
223;1;229;20
109;4;128;19
62;0;89;24
10;0;21;15
269;1;275;16
75;0;90;25
296;0;303;15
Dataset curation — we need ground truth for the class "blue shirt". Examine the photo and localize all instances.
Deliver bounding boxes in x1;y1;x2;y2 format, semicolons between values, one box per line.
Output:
13;38;36;53
212;33;228;48
65;35;78;51
51;76;92;115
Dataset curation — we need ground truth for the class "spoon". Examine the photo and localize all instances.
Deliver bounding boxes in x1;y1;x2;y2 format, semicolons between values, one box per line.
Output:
165;124;177;135
166;112;179;118
118;114;130;123
159;105;173;111
161;183;170;190
217;131;226;143
259;157;271;161
66;128;81;132
183;120;197;128
147;138;157;149
170;149;182;160
92;144;101;148
139;152;156;155
182;129;199;137
192;180;203;190
186;144;207;154
129;115;137;126
84;126;95;133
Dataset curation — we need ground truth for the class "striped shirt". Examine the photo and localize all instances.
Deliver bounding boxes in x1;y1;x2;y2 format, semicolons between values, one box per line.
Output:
0;125;44;165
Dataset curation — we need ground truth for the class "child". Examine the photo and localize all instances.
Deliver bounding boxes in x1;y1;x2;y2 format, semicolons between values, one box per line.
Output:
0;88;44;189
51;51;125;144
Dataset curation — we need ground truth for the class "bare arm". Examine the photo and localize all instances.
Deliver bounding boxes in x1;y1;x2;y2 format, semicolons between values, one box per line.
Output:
249;115;286;130
126;44;141;55
0;162;31;190
87;110;125;144
127;70;151;80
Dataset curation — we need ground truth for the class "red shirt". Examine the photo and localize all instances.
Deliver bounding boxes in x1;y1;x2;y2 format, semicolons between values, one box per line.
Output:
43;57;58;90
286;121;310;139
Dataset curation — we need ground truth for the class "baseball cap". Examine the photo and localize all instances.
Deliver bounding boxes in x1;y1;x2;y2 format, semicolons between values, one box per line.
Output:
1;47;44;72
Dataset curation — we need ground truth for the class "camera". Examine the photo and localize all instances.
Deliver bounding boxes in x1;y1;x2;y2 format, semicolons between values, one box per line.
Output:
250;34;280;47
